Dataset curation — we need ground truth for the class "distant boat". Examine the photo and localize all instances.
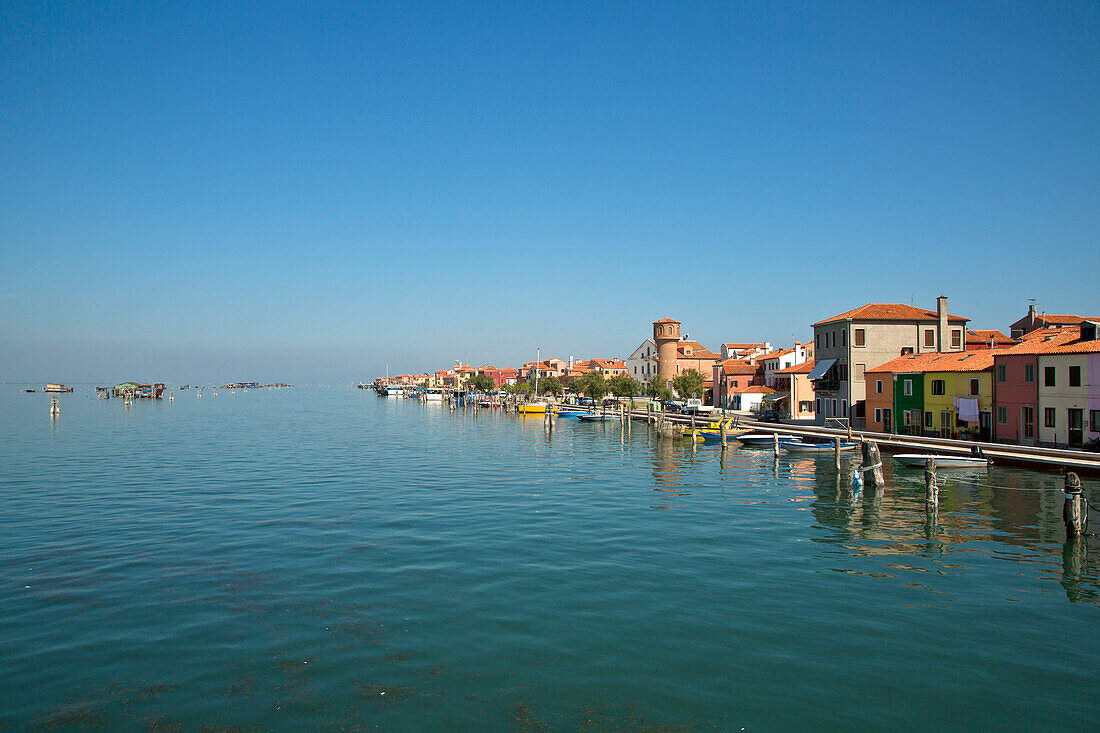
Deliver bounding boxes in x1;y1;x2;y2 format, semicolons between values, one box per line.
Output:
736;434;800;446
24;388;36;393
423;388;444;401
782;440;858;453
894;453;991;468
44;383;73;393
576;413;616;422
554;410;587;418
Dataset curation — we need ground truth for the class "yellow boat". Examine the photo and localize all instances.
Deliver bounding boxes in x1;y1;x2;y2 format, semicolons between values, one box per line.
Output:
517;403;547;414
681;416;739;436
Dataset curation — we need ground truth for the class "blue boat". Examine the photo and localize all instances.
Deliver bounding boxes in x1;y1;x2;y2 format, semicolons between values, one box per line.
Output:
576;413;617;422
736;434;801;446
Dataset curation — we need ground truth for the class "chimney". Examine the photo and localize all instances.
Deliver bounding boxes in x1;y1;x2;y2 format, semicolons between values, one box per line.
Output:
937;296;949;352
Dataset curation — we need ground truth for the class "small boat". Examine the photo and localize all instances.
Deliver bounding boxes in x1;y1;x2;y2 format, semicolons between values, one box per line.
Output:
24;388;36;393
685;427;753;442
576;413;617;422
735;434;801;446
554;410;588;418
894;448;991;468
422;388;444;401
782;440;858;453
517;403;547;414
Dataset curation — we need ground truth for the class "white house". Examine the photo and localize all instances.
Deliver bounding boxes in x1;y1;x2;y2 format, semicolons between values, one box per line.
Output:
762;342;814;388
627;339;659;383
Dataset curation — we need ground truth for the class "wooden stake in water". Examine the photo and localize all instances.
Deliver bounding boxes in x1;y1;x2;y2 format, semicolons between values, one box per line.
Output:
834;437;841;471
860;441;884;489
925;456;938;507
720;420;727;449
1063;472;1087;538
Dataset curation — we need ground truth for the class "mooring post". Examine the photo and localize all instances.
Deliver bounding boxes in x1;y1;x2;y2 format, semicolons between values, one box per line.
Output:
1063;472;1087;538
925;456;938;507
720;419;727;449
773;432;780;457
691;413;696;433
861;440;884;489
834;437;841;471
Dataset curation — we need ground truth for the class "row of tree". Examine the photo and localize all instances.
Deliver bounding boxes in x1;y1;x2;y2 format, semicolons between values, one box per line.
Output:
464;369;709;403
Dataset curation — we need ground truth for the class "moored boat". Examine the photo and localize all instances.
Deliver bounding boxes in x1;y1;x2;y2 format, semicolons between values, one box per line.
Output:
781;440;858;453
576;413;616;422
517;403;547;414
736;434;801;446
893;451;991;468
44;383;73;393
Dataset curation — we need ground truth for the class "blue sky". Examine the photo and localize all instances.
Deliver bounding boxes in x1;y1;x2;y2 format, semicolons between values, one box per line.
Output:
2;1;1098;383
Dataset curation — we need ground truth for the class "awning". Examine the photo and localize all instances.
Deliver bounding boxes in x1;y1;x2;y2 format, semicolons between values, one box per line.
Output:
762;392;789;403
807;358;836;380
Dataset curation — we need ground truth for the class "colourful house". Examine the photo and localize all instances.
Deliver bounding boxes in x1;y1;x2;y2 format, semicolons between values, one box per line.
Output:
864;351;994;438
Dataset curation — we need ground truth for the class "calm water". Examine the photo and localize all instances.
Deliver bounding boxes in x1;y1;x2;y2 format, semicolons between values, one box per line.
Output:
2;386;1099;731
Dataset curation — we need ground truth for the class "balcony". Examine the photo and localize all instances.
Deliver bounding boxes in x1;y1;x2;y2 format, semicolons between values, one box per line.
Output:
813;379;840;392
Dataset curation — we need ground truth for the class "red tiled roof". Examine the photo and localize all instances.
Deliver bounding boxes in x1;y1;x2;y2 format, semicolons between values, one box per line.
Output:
814;303;968;326
723;342;768;349
733;385;775;394
966;329;1015;345
997;326;1100;355
776;360;815;375
721;360;758;375
653;317;680;324
865;350;995;375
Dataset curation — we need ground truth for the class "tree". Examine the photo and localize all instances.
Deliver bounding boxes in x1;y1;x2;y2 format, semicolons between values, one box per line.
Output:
501;383;517;393
466;373;495;392
608;374;642;398
671;369;707;400
575;372;609;402
517;382;532;395
646;375;673;402
537;375;563;396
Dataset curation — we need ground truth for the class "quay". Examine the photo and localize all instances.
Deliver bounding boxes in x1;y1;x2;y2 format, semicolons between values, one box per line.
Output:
386;385;1100;476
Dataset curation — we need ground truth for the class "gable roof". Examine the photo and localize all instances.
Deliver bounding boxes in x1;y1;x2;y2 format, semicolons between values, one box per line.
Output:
997;326;1100;356
814;303;968;326
865;350;995;375
776;360;815;375
732;385;775;394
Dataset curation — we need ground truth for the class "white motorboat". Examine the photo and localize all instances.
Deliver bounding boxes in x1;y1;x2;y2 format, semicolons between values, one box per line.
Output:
893;453;991;468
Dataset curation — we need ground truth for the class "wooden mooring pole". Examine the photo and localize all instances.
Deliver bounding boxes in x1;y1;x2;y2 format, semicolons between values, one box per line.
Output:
925;457;938;507
833;437;841;471
1063;472;1087;538
720;420;727;449
860;440;884;489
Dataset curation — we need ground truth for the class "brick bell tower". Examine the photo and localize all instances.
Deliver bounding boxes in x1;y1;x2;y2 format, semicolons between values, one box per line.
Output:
652;317;681;385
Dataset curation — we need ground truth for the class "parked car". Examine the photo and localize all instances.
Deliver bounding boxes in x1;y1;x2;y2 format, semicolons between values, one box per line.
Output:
663;400;684;413
760;409;781;423
577;397;595;406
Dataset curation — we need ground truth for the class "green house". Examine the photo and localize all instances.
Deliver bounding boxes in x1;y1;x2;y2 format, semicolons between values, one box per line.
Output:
893;372;924;434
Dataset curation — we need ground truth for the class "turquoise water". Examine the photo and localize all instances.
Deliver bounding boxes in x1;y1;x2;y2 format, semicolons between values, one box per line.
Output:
2;386;1098;731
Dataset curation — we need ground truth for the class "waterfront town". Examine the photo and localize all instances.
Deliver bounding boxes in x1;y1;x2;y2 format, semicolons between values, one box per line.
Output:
373;298;1100;451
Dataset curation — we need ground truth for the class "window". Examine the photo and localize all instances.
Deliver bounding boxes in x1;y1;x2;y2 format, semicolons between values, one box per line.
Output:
841;330;846;347
924;411;933;428
904;411;913;426
816;398;821;414
1024;363;1034;382
831;399;837;416
1044;366;1055;386
951;330;962;349
931;380;946;396
1022;406;1034;439
876;379;883;394
841;399;847;417
970;378;980;396
998;406;1007;424
941;410;952;429
901;347;914;355
816;333;821;349
838;363;848;381
1069;366;1081;387
1091;410;1100;432
1045;407;1056;428
854;364;866;381
925;329;935;347
854;328;865;347
874;408;882;424
997;364;1006;382
904;379;913;396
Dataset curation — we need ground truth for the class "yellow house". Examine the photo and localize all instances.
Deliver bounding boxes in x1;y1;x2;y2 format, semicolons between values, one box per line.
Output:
919;352;995;439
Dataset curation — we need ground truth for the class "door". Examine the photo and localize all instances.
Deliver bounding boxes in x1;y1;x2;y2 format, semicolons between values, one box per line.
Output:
979;411;991;442
883;409;892;435
1068;409;1084;447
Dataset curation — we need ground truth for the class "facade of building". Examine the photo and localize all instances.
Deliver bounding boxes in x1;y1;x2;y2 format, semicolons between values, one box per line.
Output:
864;350;994;438
712;358;762;408
994;323;1100;447
773;360;816;419
627;339;659;383
721;343;771;361
761;342;813;387
653;318;681;386
811;297;969;428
